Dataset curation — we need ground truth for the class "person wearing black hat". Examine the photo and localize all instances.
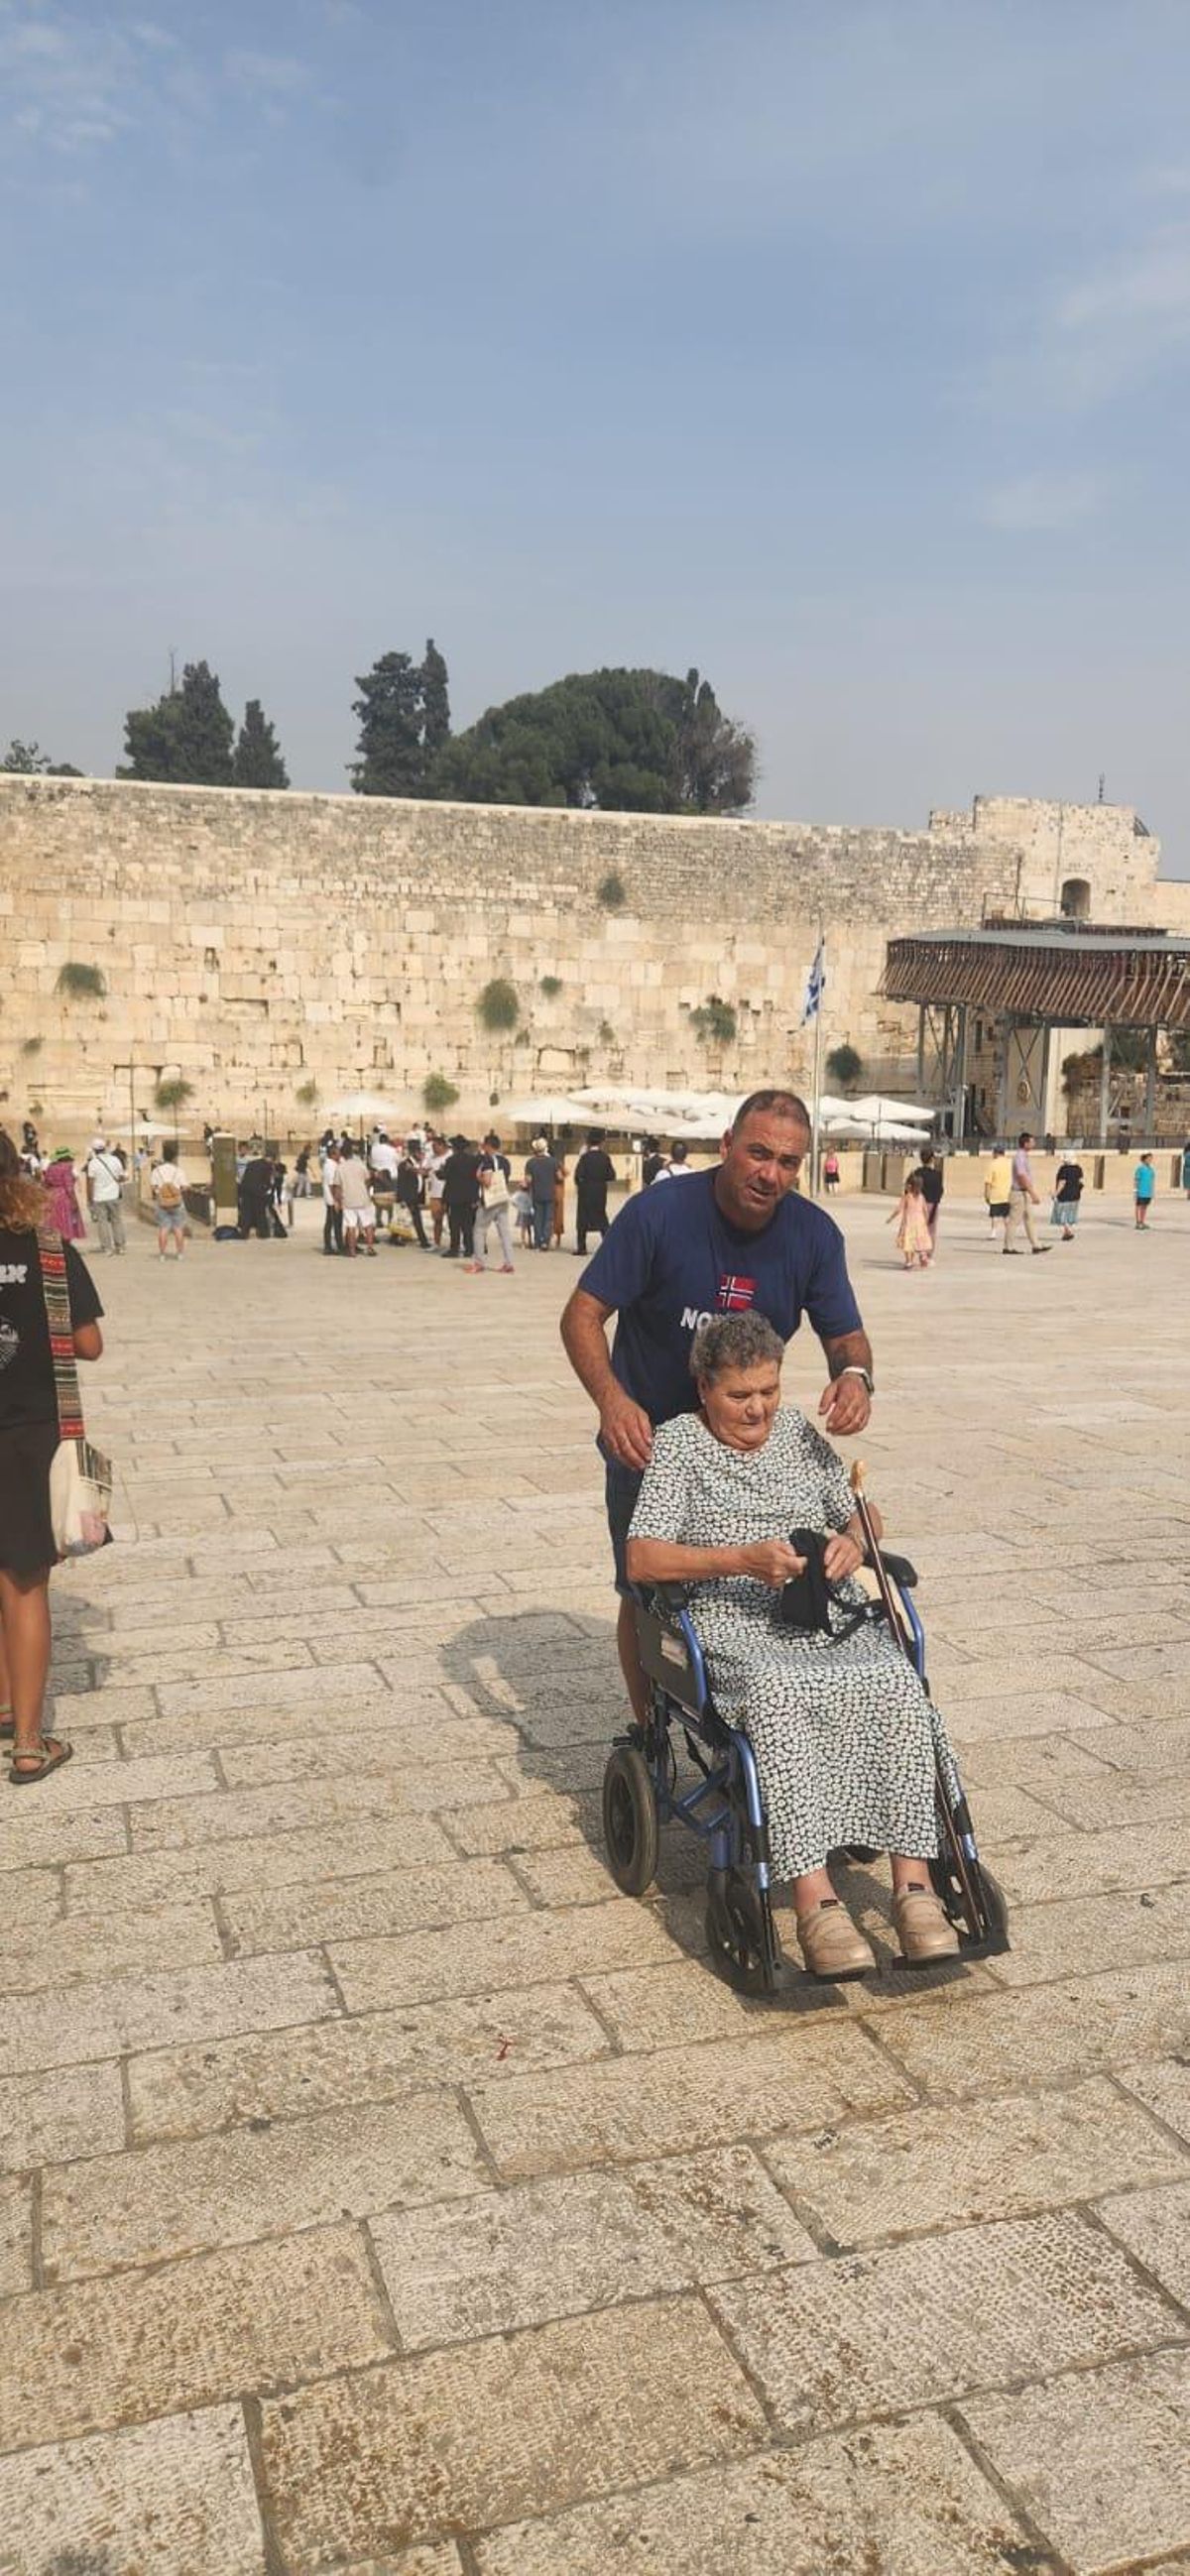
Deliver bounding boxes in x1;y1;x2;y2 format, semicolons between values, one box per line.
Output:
573;1130;616;1255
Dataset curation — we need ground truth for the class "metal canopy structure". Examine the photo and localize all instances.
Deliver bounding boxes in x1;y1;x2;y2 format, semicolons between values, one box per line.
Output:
880;921;1190;1143
882;923;1190;1032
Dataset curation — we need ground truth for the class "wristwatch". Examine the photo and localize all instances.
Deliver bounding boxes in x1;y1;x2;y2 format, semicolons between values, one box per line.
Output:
835;1365;875;1395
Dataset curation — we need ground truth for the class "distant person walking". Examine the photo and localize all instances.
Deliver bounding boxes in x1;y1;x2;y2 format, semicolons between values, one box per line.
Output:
1051;1155;1085;1242
574;1133;616;1254
1133;1153;1156;1229
913;1146;943;1248
44;1151;86;1242
1180;1137;1190;1201
984;1147;1012;1243
641;1137;664;1189
469;1132;515;1273
321;1143;343;1255
887;1169;933;1269
336;1140;377;1255
442;1136;482;1260
152;1144;189;1259
396;1143;430;1248
84;1137;126;1257
1005;1132;1050;1255
0;1135;103;1782
526;1138;556;1250
822;1149;841;1195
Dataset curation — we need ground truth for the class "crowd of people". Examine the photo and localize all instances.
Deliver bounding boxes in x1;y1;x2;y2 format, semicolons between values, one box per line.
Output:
304;1125;620;1267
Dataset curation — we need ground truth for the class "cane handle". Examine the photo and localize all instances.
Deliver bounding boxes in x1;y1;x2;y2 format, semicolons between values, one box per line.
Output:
849;1460;867;1496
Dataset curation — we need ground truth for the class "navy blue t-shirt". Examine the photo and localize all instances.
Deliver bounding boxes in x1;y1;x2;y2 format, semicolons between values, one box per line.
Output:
579;1168;862;1426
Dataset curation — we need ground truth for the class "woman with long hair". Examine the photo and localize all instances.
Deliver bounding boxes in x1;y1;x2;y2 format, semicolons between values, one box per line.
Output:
44;1149;86;1242
0;1134;103;1783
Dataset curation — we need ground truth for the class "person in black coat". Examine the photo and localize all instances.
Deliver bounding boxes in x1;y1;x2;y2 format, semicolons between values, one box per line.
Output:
441;1137;481;1259
574;1131;616;1255
396;1143;430;1248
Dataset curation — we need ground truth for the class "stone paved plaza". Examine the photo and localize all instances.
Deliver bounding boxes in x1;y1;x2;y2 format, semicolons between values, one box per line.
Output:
2;1185;1189;2575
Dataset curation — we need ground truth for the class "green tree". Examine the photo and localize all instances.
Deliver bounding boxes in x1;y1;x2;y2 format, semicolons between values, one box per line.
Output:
420;639;451;761
119;661;235;785
2;739;81;775
233;699;290;789
429;666;755;814
350;640;451;796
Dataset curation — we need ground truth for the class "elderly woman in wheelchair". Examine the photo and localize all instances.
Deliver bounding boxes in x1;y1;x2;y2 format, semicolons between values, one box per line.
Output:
619;1309;990;1983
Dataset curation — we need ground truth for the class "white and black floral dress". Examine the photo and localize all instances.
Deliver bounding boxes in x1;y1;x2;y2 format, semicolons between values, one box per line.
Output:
628;1407;958;1882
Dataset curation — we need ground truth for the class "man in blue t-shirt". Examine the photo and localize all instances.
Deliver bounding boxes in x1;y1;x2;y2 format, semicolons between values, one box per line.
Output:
560;1088;875;1719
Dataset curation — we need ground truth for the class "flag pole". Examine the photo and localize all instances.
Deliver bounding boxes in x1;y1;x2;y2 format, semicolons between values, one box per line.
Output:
810;917;824;1197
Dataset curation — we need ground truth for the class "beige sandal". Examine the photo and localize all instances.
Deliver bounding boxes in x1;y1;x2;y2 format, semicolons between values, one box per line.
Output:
9;1734;73;1786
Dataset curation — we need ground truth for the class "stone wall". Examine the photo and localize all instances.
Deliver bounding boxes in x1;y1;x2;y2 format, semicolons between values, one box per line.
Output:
0;775;1183;1137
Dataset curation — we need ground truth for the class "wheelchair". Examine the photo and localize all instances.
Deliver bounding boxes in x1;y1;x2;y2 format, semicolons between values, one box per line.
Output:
601;1552;1010;1993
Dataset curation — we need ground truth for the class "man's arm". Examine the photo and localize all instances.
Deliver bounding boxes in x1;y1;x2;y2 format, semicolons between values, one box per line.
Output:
559;1286;653;1468
817;1328;875;1435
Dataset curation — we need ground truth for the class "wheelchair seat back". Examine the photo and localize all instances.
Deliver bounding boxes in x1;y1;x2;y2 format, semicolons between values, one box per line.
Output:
634;1599;707;1718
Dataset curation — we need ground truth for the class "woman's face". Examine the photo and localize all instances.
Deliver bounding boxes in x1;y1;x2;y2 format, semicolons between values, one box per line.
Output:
699;1359;781;1452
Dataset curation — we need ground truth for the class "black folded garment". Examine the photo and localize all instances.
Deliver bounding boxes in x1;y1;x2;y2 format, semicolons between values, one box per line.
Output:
776;1529;835;1631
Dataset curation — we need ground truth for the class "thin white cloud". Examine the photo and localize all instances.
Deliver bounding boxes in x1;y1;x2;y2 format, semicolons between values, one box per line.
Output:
982;471;1107;532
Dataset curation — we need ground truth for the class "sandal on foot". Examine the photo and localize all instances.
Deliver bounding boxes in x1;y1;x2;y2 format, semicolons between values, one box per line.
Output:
795;1898;876;1981
9;1734;73;1786
892;1883;960;1965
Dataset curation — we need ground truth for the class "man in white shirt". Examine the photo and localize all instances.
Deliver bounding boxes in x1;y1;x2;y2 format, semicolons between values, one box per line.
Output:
369;1131;399;1181
321;1144;342;1255
84;1136;127;1255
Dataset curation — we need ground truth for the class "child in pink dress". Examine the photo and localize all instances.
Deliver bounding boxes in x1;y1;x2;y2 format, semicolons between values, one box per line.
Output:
888;1170;932;1268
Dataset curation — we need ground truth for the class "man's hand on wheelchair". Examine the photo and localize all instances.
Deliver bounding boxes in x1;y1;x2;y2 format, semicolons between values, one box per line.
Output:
600;1385;654;1470
740;1539;806;1588
819;1371;872;1435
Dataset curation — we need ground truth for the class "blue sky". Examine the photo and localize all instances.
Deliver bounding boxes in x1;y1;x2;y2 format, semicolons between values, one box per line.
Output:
3;0;1189;871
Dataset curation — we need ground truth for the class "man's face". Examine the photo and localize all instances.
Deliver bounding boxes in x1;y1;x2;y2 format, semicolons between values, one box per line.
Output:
716;1111;809;1229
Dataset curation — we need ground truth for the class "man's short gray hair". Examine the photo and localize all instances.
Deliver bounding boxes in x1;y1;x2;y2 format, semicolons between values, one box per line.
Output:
689;1311;785;1384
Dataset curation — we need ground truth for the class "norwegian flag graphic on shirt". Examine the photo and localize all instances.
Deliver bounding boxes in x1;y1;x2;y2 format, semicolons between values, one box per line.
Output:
716;1273;757;1313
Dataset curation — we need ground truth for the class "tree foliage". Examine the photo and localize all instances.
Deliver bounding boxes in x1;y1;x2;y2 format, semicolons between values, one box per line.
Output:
826;1043;864;1089
233;700;290;789
430;666;755;814
2;739;81;775
350;641;451;796
120;662;235;785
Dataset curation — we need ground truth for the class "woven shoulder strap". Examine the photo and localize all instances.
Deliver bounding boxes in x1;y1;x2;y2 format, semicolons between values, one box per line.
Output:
37;1231;84;1442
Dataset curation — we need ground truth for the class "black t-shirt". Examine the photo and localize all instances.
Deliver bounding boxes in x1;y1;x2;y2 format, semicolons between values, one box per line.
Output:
0;1232;103;1432
1055;1161;1085;1202
914;1164;944;1208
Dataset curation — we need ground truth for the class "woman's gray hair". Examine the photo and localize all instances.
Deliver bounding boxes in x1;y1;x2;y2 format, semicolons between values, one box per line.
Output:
689;1311;785;1384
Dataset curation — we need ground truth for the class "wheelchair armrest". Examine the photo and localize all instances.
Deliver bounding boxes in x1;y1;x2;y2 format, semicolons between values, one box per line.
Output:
635;1581;693;1619
879;1551;918;1590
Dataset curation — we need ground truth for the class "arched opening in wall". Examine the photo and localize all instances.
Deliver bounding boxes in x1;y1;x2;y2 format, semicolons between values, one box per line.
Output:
1061;877;1091;921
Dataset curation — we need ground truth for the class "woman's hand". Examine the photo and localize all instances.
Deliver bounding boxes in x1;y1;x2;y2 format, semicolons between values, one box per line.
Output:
739;1540;805;1588
823;1531;864;1581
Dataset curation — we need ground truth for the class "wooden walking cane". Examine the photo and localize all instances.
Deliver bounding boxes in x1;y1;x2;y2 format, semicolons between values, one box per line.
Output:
848;1460;990;1944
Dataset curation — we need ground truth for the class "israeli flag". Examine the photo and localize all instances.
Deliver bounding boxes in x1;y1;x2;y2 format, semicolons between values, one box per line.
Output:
801;938;825;1025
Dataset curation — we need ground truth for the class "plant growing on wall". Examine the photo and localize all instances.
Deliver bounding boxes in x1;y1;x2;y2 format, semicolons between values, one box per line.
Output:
20;1036;42;1057
476;978;519;1033
826;1043;863;1089
539;975;562;997
155;1076;194;1112
296;1079;317;1106
56;961;107;1000
597;873;627;909
690;994;737;1047
423;1071;459;1113
598;1020;617;1045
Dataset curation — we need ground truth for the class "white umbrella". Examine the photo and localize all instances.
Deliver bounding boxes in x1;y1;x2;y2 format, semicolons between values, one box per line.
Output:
825;1115;933;1145
109;1117;162;1138
846;1094;935;1126
502;1095;592;1126
325;1092;408;1124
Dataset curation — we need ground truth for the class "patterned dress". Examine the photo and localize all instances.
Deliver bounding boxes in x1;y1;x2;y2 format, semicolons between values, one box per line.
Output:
628;1407;958;1882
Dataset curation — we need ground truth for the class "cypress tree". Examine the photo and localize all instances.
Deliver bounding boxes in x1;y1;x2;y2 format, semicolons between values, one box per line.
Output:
233;699;290;789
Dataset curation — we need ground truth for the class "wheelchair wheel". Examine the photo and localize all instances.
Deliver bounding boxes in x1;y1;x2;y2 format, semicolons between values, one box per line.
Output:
705;1868;780;1996
929;1852;1011;1956
602;1745;659;1898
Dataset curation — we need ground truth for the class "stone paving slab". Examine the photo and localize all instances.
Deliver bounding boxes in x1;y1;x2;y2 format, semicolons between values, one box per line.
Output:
0;2409;268;2571
761;2076;1190;2248
0;2176;33;2294
0;1802;128;1876
370;2144;815;2348
984;1881;1190;1984
43;2090;489;2283
62;1811;458;1915
0;2063;126;2174
127;1981;612;2144
988;1816;1190;1903
258;2295;766;2566
1097;2175;1190;2307
220;1855;530;1954
328;1895;679;2013
128;1764;508;1850
0;1899;223;1999
0;1949;337;2079
469;2025;911;2176
709;2208;1183;2437
473;2412;1050;2576
1119;2054;1190;2142
0;2223;392;2449
865;1957;1190;2097
961;2348;1190;2574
